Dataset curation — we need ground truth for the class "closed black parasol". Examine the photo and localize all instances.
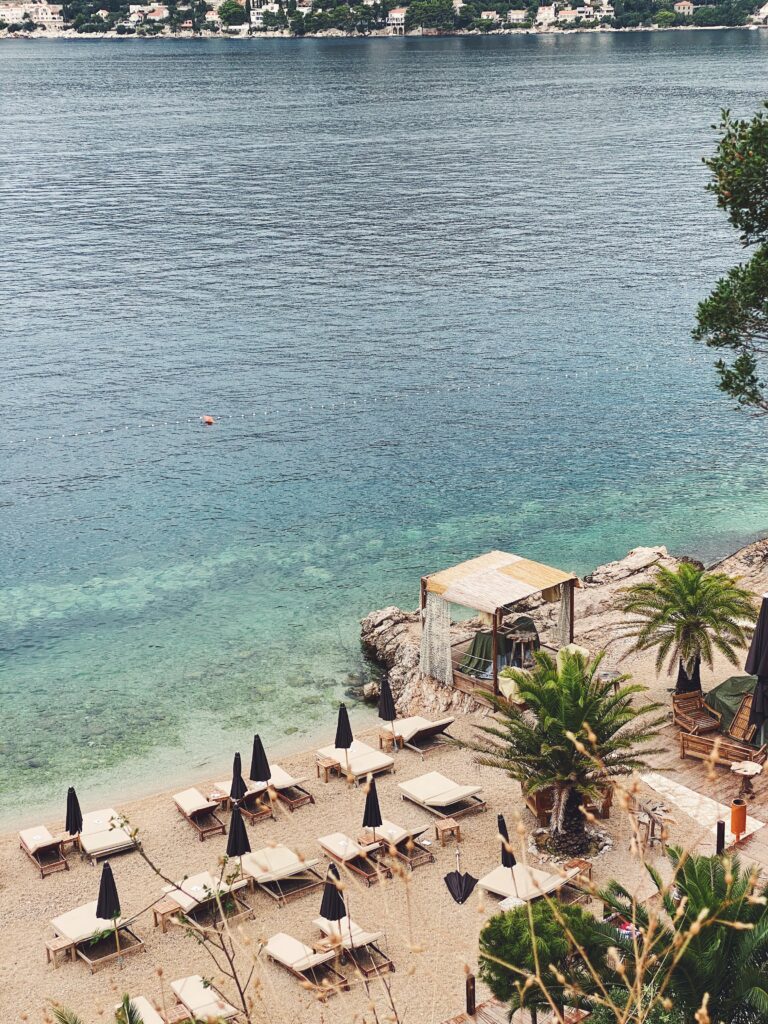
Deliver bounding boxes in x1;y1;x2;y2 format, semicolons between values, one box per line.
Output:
498;813;518;897
320;862;346;921
746;594;768;741
230;752;248;802
96;861;121;921
378;676;397;745
362;775;383;839
249;734;271;784
335;703;353;771
444;849;478;905
226;804;251;859
66;786;83;836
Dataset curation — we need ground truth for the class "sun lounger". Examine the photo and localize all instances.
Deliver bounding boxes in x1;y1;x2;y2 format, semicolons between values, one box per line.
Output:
114;997;163;1024
316;739;395;783
173;788;226;841
267;764;315;811
477;862;581;903
398;772;486;819
392;716;455;756
170;975;239;1021
19;826;68;879
160;870;251;928
361;819;434;870
50;900;144;973
264;932;349;1000
78;808;136;863
211;780;275;824
319;832;392;887
314;915;395;977
240;844;323;905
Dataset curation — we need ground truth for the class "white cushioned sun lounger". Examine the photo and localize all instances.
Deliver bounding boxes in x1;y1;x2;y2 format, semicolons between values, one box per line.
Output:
52;900;121;943
240;845;323;904
162;870;248;914
173;788;226;841
316;739;395;781
115;997;163;1024
361;819;434;869
314;915;383;950
264;932;348;998
318;832;391;886
51;899;144;971
171;975;239;1021
477;863;580;902
313;916;395;977
79;808;135;861
398;772;486;818
392;716;455;752
241;844;320;882
19;825;68;878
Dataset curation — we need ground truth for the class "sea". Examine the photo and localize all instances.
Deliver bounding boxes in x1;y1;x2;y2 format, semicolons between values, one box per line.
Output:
2;29;768;827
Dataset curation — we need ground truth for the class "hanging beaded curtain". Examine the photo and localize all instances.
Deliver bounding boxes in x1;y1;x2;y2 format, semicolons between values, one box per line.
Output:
420;591;453;685
557;583;572;647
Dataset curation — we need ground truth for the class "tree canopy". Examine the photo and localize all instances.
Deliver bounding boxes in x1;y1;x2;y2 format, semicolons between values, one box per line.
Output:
694;103;768;413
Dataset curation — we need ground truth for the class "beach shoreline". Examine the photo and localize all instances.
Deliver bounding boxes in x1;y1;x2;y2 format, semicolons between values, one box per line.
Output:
2;22;766;39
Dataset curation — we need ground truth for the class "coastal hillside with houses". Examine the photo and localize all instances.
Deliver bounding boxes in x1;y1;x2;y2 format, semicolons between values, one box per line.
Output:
2;0;767;35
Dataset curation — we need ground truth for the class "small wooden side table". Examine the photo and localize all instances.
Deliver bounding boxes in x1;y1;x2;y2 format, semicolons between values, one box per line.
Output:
564;857;593;884
378;729;403;753
316;755;340;783
46;935;76;968
435;818;461;846
153;897;181;933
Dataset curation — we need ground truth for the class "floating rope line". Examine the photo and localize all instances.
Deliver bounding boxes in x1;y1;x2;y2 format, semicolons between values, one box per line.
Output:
4;356;715;450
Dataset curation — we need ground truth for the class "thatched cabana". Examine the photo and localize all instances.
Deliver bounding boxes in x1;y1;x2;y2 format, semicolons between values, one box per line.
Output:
419;551;579;698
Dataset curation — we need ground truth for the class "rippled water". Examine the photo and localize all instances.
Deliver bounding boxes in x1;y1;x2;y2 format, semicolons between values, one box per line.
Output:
2;31;768;825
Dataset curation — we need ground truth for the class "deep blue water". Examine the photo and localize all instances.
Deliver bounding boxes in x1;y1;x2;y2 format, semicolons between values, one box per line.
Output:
2;30;768;825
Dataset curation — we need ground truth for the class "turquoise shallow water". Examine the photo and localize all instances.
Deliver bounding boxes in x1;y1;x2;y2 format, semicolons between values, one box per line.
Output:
2;30;768;827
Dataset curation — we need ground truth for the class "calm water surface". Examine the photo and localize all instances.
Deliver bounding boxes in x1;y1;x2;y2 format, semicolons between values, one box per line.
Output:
2;31;768;825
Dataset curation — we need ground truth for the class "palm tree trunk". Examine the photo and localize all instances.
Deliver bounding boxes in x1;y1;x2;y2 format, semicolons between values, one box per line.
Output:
676;656;702;694
549;785;588;854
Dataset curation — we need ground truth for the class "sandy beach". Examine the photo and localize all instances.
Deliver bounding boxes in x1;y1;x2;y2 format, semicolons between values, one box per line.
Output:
1;632;758;1023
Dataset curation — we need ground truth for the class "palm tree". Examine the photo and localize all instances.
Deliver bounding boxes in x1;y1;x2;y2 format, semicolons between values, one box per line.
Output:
54;997;145;1024
464;650;666;854
602;848;768;1024
618;562;756;692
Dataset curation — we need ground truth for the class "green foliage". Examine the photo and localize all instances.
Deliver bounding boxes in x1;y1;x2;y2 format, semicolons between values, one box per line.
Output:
618;562;755;677
479;900;608;1019
115;995;146;1024
218;0;247;22
462;651;664;851
404;0;454;28
602;848;768;1024
695;103;768;412
588;988;685;1024
52;1011;87;1024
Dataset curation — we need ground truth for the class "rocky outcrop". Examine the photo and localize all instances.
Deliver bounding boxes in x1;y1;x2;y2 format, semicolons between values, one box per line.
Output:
361;542;768;715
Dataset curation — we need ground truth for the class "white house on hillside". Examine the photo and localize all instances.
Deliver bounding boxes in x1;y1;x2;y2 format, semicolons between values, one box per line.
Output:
507;7;527;20
536;3;556;23
388;5;406;31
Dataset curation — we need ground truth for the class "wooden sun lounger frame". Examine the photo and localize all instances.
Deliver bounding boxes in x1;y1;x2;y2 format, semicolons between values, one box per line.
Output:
20;835;69;879
266;950;350;1001
274;782;315;812
183;889;254;931
170;981;243;1022
73;926;146;974
239;791;276;825
390;835;435;870
347;940;395;978
324;847;393;888
175;801;226;842
672;691;721;735
255;867;325;906
402;722;455;758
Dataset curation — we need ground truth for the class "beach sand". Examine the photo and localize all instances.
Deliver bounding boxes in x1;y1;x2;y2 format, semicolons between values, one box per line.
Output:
0;643;753;1024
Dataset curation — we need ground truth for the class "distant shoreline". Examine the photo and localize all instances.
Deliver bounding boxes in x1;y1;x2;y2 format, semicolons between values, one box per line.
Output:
2;22;766;40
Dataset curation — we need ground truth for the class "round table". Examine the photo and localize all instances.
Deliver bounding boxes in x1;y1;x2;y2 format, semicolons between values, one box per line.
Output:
731;760;762;798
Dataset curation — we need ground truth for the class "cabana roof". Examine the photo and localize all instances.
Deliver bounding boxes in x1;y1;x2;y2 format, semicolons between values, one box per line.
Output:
424;550;578;615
